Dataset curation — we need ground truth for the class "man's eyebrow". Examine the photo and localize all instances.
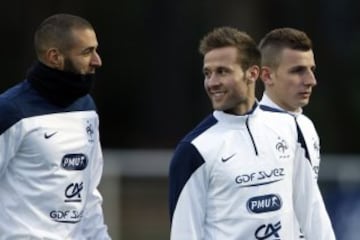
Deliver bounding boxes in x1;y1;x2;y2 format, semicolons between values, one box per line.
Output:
81;46;97;53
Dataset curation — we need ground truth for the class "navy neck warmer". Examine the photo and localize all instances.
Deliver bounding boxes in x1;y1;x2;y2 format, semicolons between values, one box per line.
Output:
27;61;95;107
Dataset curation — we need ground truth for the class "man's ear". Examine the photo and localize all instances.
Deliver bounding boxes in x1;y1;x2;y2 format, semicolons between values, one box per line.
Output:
246;65;260;84
45;48;64;69
260;66;274;86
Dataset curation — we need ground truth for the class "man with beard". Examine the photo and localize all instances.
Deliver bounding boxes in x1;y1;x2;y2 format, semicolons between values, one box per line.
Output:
0;13;111;239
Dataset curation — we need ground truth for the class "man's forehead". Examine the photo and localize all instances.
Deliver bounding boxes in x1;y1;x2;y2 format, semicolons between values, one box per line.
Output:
279;48;315;66
203;47;238;67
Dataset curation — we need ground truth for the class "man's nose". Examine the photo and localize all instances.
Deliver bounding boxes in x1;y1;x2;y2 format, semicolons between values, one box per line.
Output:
91;51;102;67
305;71;317;86
207;74;221;87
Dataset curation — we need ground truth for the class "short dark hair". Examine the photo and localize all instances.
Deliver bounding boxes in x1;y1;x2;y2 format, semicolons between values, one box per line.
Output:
199;26;260;71
34;13;94;57
258;27;313;68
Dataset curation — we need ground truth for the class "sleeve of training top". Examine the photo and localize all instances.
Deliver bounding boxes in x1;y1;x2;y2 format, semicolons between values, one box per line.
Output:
169;142;208;240
295;115;321;180
293;142;336;240
0;99;22;177
81;117;111;240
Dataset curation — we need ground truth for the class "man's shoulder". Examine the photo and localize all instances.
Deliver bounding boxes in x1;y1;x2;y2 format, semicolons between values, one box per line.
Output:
181;113;218;144
0;80;34;113
257;106;296;124
255;107;299;142
296;113;319;138
297;113;316;126
0;92;23;135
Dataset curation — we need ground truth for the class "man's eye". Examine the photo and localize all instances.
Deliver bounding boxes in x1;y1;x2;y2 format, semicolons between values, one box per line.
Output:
218;69;227;75
203;71;210;78
83;50;92;55
290;67;305;74
82;47;96;56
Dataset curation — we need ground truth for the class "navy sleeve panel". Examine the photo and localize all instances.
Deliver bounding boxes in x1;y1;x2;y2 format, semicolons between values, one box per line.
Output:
168;142;205;222
0;81;96;135
168;114;217;222
0;98;22;135
182;114;218;143
295;120;311;164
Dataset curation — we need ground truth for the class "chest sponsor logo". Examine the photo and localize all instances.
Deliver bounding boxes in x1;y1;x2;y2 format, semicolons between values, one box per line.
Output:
65;182;83;202
61;154;88;170
247;194;282;213
255;221;281;240
49;209;83;224
235;168;285;188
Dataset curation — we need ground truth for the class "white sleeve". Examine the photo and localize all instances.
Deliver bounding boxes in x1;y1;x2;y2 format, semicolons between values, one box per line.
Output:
81;126;111;239
293;144;336;240
295;115;321;180
169;142;208;240
0;130;13;176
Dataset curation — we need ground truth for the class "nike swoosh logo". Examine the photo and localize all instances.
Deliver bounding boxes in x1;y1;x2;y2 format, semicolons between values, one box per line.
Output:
221;153;236;162
44;132;57;139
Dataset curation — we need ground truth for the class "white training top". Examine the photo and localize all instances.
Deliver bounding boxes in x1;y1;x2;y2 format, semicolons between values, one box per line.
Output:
0;80;110;239
260;93;321;179
169;105;335;240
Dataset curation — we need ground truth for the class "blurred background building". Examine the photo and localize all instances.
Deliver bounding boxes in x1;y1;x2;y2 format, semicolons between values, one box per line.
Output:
1;0;359;239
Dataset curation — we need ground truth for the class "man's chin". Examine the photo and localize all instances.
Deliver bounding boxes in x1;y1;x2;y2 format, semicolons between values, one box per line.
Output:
298;99;309;108
212;104;227;111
